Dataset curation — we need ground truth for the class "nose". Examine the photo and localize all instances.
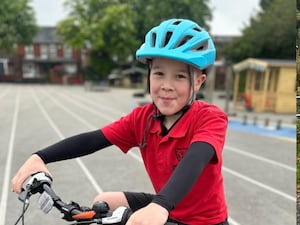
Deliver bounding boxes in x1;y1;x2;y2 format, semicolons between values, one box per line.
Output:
161;76;174;91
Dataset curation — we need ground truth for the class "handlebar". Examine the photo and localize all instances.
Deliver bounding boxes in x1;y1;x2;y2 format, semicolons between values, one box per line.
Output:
15;172;177;225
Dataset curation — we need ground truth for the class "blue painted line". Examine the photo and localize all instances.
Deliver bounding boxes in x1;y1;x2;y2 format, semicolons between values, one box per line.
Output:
228;119;296;139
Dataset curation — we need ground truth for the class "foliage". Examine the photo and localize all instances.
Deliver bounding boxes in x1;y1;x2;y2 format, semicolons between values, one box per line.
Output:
56;1;138;80
259;0;274;10
56;0;212;80
82;50;116;81
0;0;38;52
81;65;100;81
220;0;295;62
128;0;212;43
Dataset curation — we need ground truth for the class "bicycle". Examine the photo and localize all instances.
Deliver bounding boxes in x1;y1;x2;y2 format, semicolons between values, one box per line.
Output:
14;172;177;225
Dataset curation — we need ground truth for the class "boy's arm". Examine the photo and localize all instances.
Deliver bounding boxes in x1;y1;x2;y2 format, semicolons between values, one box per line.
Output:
36;129;112;163
152;142;215;211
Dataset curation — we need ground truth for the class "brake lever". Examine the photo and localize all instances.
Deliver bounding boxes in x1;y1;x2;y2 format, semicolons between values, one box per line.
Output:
18;188;30;202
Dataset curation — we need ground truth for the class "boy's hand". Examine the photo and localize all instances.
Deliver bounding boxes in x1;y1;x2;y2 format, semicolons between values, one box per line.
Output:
11;154;51;194
126;202;168;225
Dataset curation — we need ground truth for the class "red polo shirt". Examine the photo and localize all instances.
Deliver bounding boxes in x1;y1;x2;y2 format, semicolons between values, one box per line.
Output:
101;100;228;224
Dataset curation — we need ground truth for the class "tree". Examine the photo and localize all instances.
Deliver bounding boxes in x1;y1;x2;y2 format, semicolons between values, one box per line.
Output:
220;0;295;62
0;0;38;52
259;0;274;10
56;0;212;80
56;1;138;80
128;0;212;44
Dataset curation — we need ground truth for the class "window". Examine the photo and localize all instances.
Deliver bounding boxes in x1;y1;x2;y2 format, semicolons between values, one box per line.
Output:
49;44;57;58
271;68;279;92
22;63;36;78
40;45;48;59
0;59;8;75
25;45;34;59
0;63;5;75
64;63;77;76
64;46;72;59
254;71;264;91
267;67;279;92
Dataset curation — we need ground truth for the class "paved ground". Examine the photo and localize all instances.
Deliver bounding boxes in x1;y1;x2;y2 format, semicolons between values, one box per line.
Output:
0;84;296;225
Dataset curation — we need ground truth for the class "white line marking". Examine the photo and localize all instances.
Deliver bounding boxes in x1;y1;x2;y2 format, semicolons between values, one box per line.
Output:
75;158;103;194
40;90;106;129
272;136;296;143
55;88;125;118
31;88;103;194
0;89;20;225
128;151;143;163
222;166;296;202
228;217;241;225
40;89;145;169
225;145;295;172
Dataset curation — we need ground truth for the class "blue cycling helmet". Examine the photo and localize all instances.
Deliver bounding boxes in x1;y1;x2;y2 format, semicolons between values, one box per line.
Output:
136;18;216;70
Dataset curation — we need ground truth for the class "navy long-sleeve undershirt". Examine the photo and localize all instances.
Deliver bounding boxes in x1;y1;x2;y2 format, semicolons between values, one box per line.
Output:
35;130;215;212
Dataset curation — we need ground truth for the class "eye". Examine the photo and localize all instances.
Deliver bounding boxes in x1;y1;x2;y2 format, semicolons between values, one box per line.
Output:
152;71;164;76
176;73;188;79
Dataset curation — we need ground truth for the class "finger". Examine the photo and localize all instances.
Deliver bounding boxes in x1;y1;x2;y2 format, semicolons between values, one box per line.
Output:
11;176;19;193
11;175;22;193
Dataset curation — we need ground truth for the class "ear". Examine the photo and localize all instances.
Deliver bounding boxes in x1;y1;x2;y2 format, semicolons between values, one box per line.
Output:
194;73;206;91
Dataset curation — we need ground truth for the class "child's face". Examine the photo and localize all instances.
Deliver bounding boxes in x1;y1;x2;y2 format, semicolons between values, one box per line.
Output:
149;57;205;116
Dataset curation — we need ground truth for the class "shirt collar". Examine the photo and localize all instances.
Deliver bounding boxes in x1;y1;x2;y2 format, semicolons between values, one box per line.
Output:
148;102;195;138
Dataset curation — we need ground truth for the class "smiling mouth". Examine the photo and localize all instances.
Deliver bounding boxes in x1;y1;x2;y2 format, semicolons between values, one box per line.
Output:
160;96;174;100
160;98;173;103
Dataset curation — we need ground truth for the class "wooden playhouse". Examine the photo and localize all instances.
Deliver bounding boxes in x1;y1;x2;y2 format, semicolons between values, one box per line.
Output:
232;58;296;113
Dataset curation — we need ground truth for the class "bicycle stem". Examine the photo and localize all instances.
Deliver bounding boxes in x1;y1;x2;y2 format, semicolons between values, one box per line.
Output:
42;184;86;221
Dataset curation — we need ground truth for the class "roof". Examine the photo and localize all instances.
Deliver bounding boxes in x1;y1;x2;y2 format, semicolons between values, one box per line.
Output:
233;58;295;72
33;27;63;44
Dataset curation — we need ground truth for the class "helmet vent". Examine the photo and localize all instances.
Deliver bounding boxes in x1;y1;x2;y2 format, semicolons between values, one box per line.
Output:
172;20;182;25
193;27;202;32
151;32;157;47
161;31;173;47
193;41;209;51
175;35;193;48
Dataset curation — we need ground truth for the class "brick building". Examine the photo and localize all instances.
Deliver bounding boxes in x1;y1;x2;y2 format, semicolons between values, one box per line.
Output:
0;27;82;84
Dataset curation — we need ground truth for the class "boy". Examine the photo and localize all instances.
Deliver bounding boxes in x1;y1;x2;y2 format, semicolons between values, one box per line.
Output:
12;18;229;225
